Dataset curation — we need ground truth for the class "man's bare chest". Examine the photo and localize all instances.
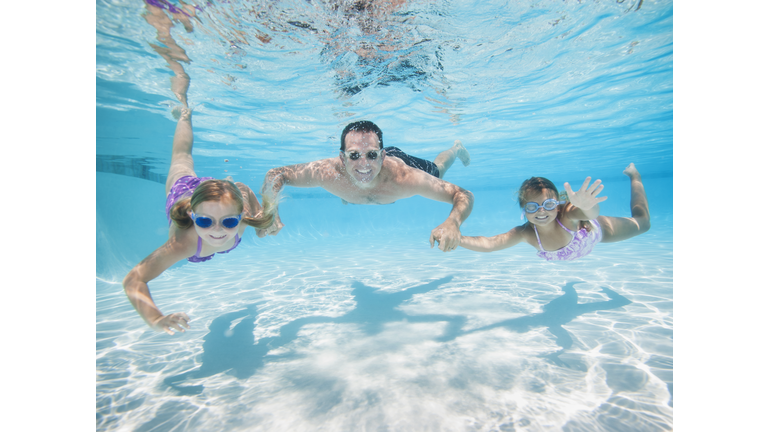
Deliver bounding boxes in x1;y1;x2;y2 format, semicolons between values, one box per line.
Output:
327;182;400;205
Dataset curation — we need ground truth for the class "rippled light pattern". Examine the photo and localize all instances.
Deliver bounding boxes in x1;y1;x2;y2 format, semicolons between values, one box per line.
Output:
97;0;672;430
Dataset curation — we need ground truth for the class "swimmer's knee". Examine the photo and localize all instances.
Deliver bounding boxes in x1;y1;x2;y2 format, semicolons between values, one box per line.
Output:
628;217;650;235
434;164;446;179
639;218;651;234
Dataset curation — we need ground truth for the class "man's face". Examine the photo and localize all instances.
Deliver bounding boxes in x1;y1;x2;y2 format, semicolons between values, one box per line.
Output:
340;131;384;184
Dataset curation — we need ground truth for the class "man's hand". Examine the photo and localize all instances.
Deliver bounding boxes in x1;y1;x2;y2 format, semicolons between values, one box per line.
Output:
256;214;284;237
429;221;461;252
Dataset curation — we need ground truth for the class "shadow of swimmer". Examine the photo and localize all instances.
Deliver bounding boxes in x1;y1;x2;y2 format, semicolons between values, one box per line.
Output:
165;276;459;394
164;278;630;394
461;281;632;368
163;303;265;395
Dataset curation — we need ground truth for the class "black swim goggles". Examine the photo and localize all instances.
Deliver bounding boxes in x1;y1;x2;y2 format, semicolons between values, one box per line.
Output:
524;199;565;213
190;212;242;229
344;149;382;161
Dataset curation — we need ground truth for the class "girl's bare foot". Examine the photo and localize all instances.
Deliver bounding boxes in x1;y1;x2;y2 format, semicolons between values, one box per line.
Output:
172;105;192;121
454;140;471;166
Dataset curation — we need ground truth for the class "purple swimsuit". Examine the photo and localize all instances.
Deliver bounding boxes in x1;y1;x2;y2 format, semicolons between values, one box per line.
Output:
533;219;602;261
165;175;242;263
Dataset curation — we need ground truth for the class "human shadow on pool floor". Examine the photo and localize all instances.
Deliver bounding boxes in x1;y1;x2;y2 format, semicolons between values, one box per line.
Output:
460;281;631;368
163;303;264;395
165;276;460;395
165;279;631;394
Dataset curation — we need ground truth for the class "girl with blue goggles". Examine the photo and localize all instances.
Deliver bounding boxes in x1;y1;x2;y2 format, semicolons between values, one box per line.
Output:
455;165;651;262
122;67;280;336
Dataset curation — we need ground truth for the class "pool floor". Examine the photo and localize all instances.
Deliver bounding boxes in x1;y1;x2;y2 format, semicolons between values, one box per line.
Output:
97;220;672;431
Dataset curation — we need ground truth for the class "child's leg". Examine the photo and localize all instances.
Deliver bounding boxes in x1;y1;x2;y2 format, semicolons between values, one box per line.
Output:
170;71;190;108
144;2;191;106
145;1;197;194
433;140;471;179
598;163;651;243
165;107;197;194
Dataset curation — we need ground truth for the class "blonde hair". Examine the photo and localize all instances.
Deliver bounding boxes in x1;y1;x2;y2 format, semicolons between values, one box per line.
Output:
169;179;275;230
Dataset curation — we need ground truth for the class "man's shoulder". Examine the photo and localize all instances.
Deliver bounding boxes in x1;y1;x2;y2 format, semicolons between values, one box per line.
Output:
315;157;343;173
305;157;345;183
290;156;336;166
381;157;419;182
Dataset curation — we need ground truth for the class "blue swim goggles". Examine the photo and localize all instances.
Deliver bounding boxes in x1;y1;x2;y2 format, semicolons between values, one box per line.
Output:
524;199;565;213
190;213;242;229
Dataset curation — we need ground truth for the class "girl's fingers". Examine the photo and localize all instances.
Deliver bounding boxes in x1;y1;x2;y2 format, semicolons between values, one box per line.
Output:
173;316;189;330
579;177;592;192
593;184;604;196
564;182;574;195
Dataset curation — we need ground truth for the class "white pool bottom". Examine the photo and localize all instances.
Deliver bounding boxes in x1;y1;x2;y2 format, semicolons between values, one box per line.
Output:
96;222;672;431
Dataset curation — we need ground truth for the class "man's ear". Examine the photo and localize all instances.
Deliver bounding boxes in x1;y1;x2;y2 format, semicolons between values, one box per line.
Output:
339;151;345;165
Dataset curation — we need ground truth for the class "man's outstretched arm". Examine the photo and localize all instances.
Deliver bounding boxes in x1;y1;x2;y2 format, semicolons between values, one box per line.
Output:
408;173;474;252
259;159;336;236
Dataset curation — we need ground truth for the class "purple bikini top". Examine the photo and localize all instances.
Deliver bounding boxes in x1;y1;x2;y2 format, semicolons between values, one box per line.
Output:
533;219;602;261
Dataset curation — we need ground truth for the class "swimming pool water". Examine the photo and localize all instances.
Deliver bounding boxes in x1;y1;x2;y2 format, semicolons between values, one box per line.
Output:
96;0;673;430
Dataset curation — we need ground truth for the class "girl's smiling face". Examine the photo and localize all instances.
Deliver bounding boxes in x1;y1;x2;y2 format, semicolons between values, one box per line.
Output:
523;189;560;226
189;198;242;247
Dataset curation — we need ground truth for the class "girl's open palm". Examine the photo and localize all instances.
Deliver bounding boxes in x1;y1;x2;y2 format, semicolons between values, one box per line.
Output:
564;176;607;210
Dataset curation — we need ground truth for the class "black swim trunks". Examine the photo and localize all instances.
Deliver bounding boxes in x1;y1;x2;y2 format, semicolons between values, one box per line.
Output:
384;146;440;178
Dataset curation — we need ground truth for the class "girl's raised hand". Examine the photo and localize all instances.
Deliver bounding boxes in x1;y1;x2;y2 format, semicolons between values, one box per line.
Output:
564;176;607;211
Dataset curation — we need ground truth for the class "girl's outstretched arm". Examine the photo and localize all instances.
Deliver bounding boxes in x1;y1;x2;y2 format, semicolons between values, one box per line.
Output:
123;237;194;334
459;226;526;252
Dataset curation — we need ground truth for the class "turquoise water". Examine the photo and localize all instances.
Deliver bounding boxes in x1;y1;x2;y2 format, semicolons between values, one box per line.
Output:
97;0;672;430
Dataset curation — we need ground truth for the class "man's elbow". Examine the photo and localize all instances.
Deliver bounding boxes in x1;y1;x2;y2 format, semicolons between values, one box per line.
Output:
122;271;137;293
457;188;474;206
264;168;279;181
264;168;286;188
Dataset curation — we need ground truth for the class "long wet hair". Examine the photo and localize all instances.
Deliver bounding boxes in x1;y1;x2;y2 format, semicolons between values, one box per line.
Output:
169;179;276;230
